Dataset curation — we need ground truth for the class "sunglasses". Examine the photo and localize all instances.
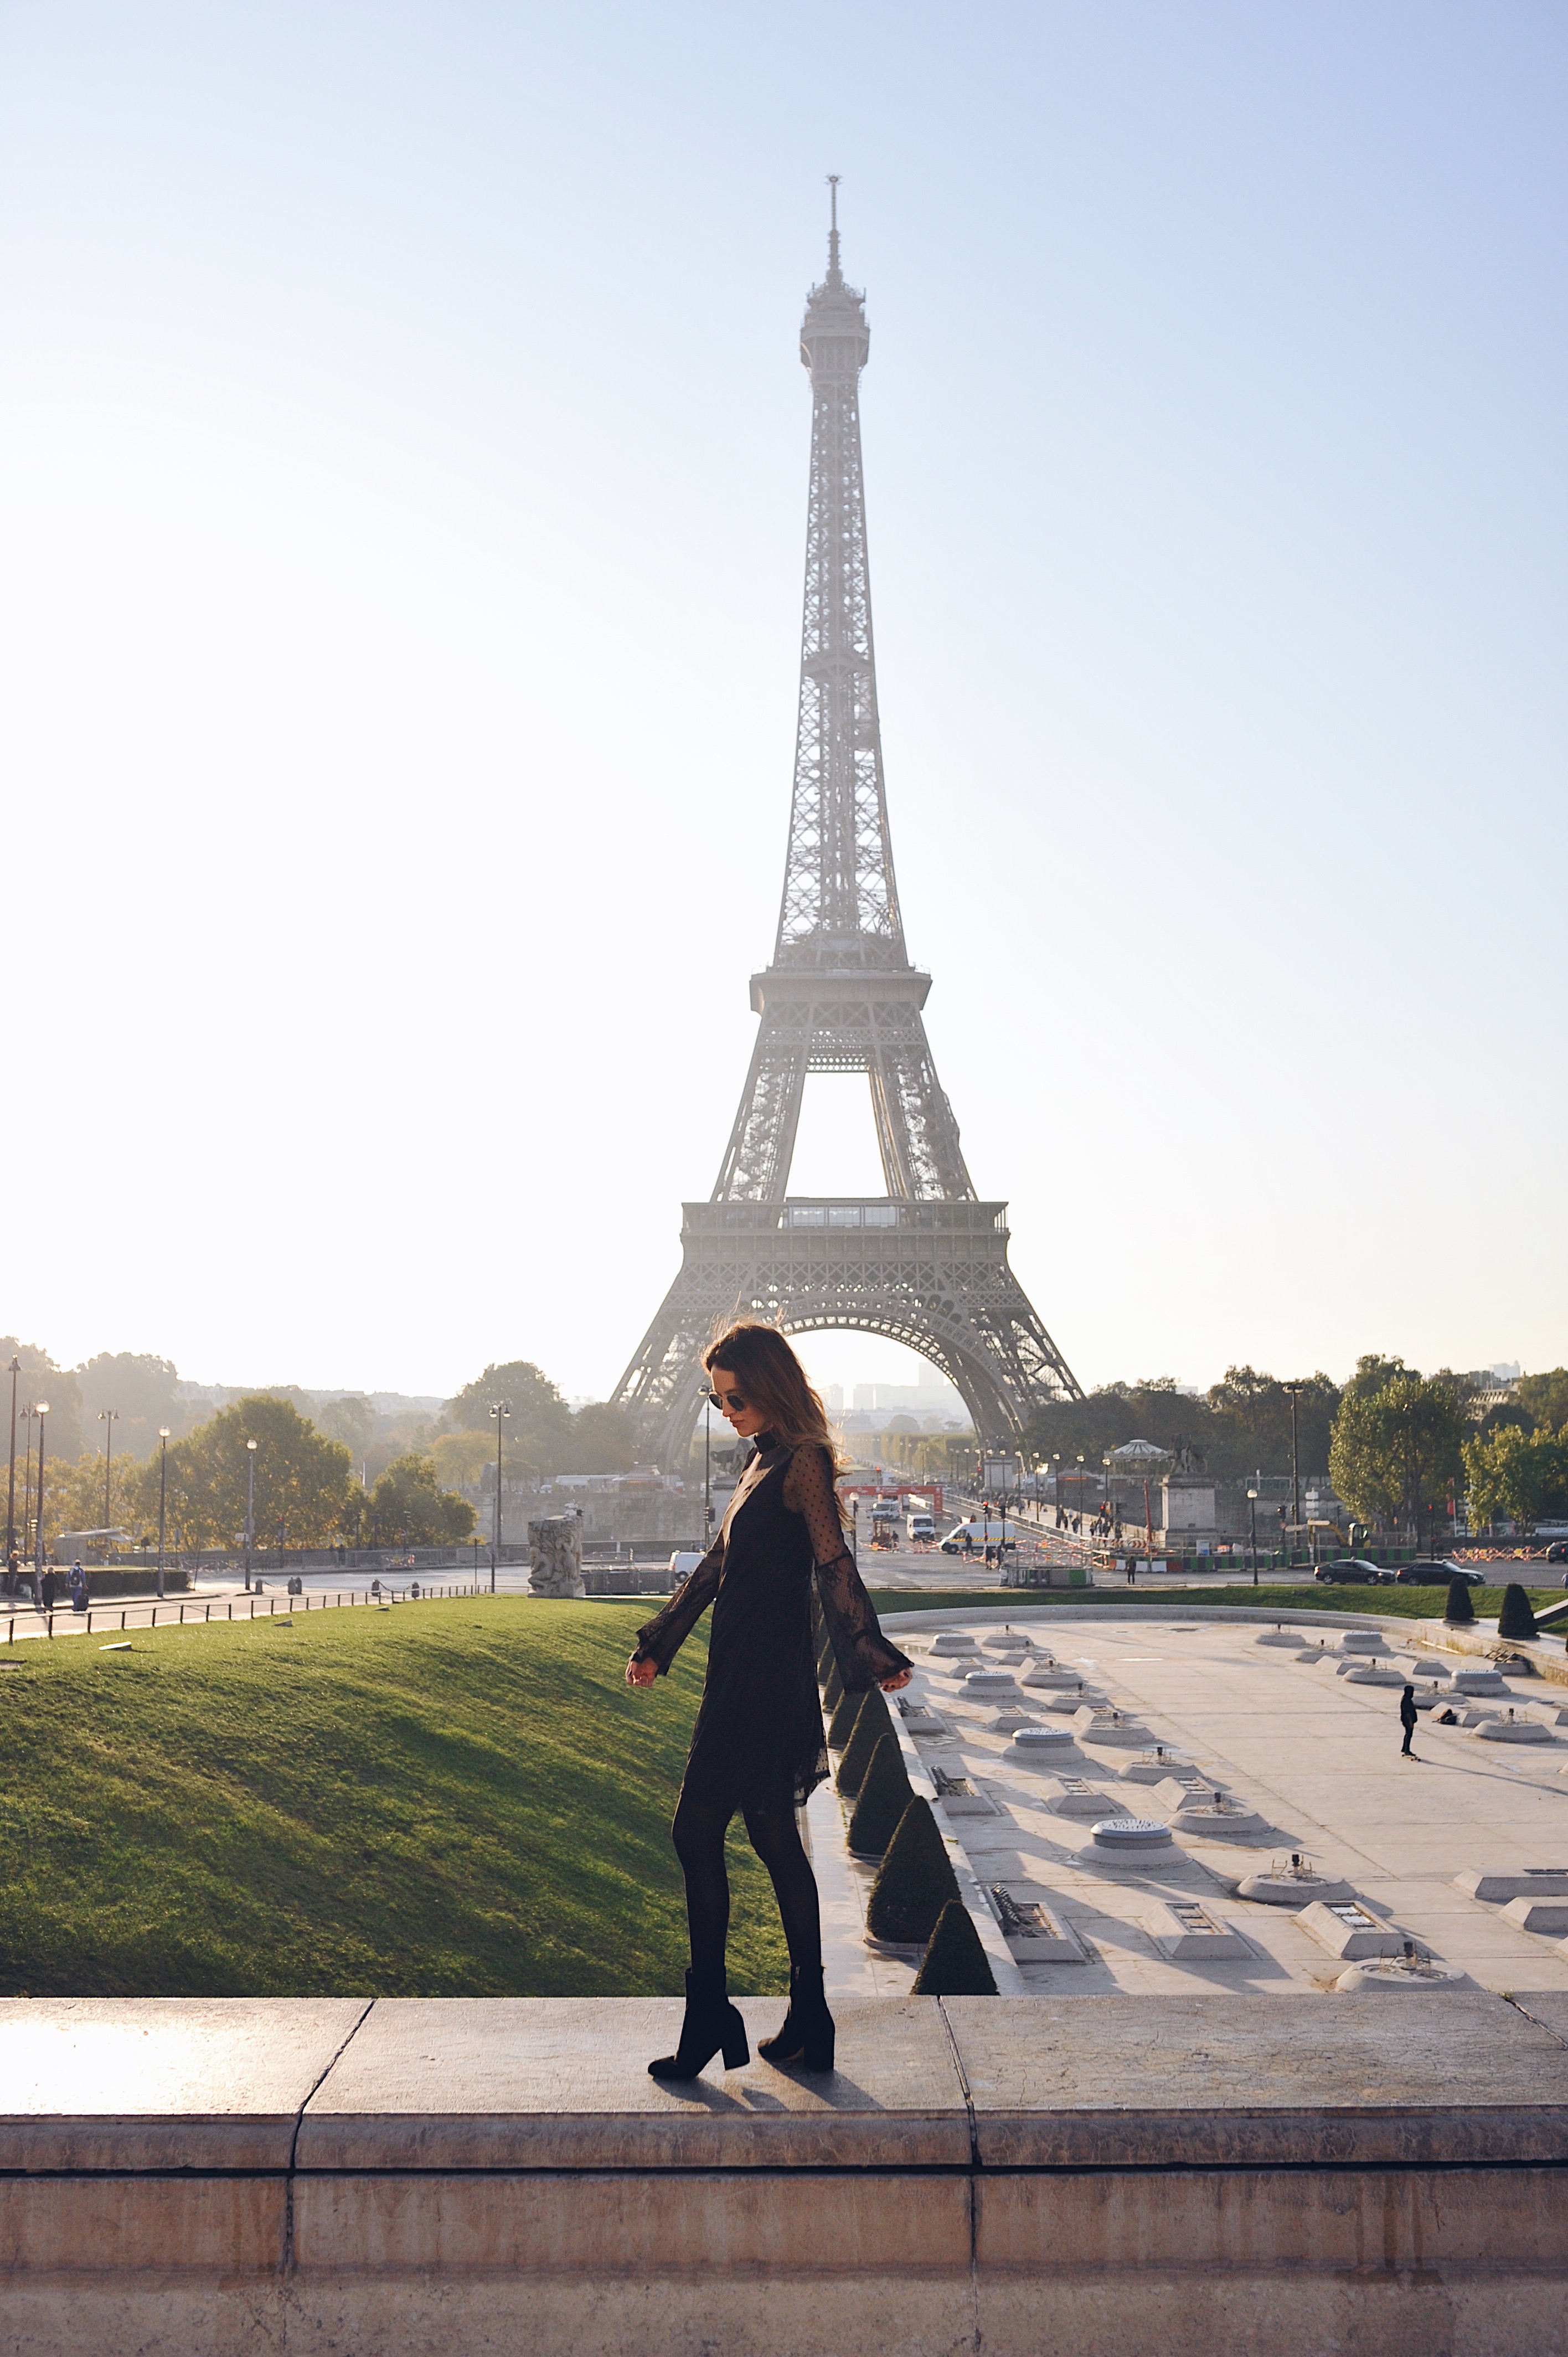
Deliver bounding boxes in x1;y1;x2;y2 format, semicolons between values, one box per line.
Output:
703;1387;749;1413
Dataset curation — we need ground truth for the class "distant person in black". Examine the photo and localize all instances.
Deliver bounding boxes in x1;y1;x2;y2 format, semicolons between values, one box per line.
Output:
39;1565;57;1612
1399;1684;1419;1758
628;1322;911;2084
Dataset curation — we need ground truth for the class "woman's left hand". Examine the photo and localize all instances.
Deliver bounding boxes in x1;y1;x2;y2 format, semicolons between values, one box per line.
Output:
880;1668;912;1691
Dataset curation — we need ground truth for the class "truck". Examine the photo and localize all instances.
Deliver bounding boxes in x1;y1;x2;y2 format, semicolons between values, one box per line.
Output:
904;1499;935;1543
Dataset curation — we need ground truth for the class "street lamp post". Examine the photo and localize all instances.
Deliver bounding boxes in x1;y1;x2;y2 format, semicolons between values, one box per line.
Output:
33;1404;49;1580
244;1438;257;1592
20;1406;37;1570
704;1389;713;1543
5;1355;18;1568
1247;1486;1259;1585
99;1408;119;1535
488;1401;512;1595
1282;1382;1305;1566
156;1428;171;1600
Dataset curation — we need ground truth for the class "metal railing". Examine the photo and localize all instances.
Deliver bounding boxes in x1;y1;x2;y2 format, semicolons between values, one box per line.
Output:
4;1582;484;1645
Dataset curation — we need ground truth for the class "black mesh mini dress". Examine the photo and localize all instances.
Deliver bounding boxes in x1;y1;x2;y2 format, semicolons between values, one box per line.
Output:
633;1435;912;1818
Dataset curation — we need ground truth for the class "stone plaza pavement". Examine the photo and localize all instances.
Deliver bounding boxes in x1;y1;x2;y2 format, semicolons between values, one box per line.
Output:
875;1609;1568;1998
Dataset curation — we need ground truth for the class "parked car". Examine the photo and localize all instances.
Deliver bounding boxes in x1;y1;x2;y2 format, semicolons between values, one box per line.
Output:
1393;1560;1484;1586
1544;1542;1568;1564
1314;1558;1395;1584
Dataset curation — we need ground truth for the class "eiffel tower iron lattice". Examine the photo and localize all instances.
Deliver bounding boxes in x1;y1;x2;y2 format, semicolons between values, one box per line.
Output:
613;193;1083;1467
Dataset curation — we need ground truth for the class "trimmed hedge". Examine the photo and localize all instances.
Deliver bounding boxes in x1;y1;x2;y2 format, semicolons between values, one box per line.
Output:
1498;1582;1540;1640
912;1899;997;1996
7;1569;193;1604
847;1733;913;1857
822;1653;844;1712
866;1796;961;1946
1445;1578;1476;1625
835;1687;892;1798
827;1688;861;1750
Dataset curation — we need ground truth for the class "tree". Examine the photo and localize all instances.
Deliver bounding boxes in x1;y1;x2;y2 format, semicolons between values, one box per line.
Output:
75;1352;182;1459
911;1899;997;1996
1517;1370;1568;1434
145;1397;357;1550
1022;1366;1343;1487
428;1430;498;1493
316;1396;375;1456
41;1449;141;1538
1329;1371;1468;1538
445;1360;573;1473
1462;1424;1568;1536
1203;1368;1340;1484
1498;1583;1539;1641
1445;1577;1476;1626
0;1338;84;1462
846;1735;914;1857
367;1455;476;1546
558;1403;636;1475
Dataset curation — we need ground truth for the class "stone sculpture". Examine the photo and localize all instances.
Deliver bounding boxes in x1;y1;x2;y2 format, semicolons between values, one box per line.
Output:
527;1515;585;1598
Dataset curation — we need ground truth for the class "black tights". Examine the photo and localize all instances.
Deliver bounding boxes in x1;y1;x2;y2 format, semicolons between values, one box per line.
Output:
670;1795;822;1981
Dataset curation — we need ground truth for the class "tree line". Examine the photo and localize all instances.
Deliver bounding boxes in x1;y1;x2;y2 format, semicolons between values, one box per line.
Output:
33;1394;476;1552
1024;1356;1568;1541
19;1349;649;1556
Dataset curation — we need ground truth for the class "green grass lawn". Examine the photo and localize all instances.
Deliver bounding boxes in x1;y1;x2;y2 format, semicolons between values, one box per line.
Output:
871;1584;1562;1624
0;1599;789;2000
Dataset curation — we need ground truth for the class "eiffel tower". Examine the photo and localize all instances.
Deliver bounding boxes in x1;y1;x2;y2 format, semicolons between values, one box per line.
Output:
614;189;1083;1466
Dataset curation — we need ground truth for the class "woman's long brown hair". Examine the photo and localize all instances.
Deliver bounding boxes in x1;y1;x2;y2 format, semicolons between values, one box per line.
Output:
703;1323;846;1482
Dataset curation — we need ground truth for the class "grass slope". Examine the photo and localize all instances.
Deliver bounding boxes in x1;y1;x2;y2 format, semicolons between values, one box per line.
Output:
0;1600;788;2000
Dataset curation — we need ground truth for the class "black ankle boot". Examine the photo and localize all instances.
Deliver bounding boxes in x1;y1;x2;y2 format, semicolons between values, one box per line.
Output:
759;1963;835;2072
648;1969;750;2081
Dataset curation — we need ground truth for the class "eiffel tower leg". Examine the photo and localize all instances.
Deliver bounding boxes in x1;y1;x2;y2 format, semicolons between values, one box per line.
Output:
710;1017;809;1203
612;1257;746;1472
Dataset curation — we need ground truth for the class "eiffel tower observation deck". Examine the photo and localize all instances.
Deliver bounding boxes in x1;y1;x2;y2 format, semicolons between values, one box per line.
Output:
615;189;1083;1466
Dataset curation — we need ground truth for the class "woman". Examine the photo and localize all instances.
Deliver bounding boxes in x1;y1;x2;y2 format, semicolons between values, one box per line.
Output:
626;1322;912;2081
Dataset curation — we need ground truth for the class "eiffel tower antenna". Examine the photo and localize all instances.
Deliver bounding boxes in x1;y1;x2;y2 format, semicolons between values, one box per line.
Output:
614;207;1083;1465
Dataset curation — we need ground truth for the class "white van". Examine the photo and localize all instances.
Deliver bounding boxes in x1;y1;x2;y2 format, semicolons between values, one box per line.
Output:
905;1509;935;1542
667;1550;706;1586
940;1518;1020;1556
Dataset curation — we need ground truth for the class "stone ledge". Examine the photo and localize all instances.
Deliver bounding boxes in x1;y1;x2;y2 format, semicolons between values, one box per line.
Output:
6;1990;1568;2176
6;1993;1568;2356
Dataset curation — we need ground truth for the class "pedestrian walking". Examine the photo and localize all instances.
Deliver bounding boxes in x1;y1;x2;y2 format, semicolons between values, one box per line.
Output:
69;1561;88;1613
626;1322;911;2081
39;1564;56;1613
1399;1683;1419;1759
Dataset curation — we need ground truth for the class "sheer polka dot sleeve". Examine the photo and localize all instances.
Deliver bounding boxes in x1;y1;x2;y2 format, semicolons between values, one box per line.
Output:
783;1444;912;1692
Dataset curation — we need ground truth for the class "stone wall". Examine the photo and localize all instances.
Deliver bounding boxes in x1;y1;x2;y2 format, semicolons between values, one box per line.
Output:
4;1990;1568;2355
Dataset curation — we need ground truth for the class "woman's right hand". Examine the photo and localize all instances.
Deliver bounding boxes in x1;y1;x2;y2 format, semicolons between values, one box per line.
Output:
626;1654;657;1688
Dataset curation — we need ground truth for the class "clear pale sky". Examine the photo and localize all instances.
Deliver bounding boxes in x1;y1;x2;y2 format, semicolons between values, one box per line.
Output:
3;2;1562;1407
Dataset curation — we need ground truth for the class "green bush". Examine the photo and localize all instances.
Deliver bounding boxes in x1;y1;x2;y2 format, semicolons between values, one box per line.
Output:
834;1687;891;1798
827;1688;860;1749
866;1797;961;1946
822;1653;844;1712
817;1627;834;1680
912;1898;997;1996
846;1734;913;1857
1446;1578;1477;1625
1498;1582;1539;1640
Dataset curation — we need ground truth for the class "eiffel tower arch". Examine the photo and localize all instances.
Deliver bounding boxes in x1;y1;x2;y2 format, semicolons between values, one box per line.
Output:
613;190;1082;1468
